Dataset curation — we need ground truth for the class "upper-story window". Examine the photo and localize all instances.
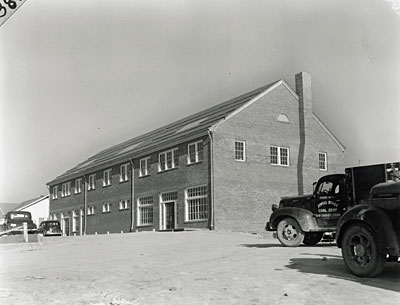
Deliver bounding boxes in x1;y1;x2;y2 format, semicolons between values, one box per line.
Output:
139;157;150;177
52;186;58;200
119;199;130;210
120;163;129;182
88;174;96;190
188;141;203;164
319;152;328;171
235;141;246;162
87;206;95;215
270;146;289;166
61;182;71;197
75;178;82;194
103;169;112;187
102;203;112;213
158;148;179;172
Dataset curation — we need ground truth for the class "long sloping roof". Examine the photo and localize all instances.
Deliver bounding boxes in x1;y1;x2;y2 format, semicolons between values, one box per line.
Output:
14;195;49;211
49;80;280;184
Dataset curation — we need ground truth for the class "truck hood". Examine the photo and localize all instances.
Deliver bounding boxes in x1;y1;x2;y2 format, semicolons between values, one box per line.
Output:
279;194;313;208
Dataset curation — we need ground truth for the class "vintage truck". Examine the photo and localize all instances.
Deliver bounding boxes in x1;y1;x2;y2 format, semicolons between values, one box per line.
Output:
265;162;400;247
336;179;400;277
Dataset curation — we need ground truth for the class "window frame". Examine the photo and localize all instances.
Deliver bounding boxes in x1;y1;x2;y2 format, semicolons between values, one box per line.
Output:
52;186;58;200
158;148;179;172
270;146;290;167
137;196;154;226
102;203;112;213
61;182;71;197
103;168;112;187
119;199;130;211
88;174;96;191
318;152;328;171
185;185;208;222
120;163;129;182
75;178;82;194
139;157;150;177
87;206;95;215
187;141;204;165
235;141;246;162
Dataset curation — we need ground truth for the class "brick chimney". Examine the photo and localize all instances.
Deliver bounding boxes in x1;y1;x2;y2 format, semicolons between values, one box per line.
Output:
295;72;312;195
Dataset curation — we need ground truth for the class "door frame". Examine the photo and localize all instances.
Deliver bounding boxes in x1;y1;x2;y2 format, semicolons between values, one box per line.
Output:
160;200;177;230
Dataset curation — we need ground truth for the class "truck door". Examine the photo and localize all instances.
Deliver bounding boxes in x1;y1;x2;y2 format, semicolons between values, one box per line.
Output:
313;175;347;228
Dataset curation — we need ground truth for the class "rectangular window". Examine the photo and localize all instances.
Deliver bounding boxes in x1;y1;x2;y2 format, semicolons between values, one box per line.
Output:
235;141;246;161
270;146;290;166
139;157;150;177
119;199;130;210
103;169;112;187
120;163;129;182
52;186;58;200
87;206;95;215
186;186;208;221
158;148;179;171
188;141;204;164
102;203;112;213
319;152;328;171
88;174;96;190
61;182;71;197
137;196;154;226
75;178;82;194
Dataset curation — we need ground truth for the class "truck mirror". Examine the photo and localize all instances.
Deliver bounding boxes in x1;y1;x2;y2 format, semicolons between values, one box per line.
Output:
313;182;317;193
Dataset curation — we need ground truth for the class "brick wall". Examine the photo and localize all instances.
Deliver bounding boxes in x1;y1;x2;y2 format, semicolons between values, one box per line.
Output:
212;82;344;232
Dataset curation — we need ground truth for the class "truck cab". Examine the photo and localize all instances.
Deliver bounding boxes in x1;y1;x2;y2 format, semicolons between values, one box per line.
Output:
266;162;398;247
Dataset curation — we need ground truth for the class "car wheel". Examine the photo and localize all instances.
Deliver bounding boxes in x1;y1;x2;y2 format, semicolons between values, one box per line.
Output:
277;217;304;247
303;232;323;246
341;223;385;277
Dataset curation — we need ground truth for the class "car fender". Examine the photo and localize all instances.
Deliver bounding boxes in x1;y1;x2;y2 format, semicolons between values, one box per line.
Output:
336;204;400;256
268;207;320;232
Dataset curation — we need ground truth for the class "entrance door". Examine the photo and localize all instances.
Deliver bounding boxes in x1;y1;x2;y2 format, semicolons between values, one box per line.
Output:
64;218;70;236
165;202;175;230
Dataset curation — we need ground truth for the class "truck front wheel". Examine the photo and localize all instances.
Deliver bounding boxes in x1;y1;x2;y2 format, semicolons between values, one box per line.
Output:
277;218;304;247
341;223;386;277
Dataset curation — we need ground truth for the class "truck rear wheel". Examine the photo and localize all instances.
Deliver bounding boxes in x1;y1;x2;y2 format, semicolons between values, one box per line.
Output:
277;218;304;247
303;232;323;246
341;223;386;277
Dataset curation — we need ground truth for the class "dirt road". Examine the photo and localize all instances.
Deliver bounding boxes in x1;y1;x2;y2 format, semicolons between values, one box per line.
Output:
0;231;399;305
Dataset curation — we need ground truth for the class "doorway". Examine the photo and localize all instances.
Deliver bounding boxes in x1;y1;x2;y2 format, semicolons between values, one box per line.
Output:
63;217;70;236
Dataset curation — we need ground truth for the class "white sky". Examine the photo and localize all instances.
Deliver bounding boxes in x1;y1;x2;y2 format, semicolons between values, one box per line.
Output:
1;0;399;203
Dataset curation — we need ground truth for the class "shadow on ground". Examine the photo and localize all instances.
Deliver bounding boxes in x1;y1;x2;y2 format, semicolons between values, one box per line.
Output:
286;254;400;293
241;242;336;248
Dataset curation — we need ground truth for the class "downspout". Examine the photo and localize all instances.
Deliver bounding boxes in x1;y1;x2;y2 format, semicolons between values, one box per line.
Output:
129;158;135;232
208;130;215;230
83;174;87;235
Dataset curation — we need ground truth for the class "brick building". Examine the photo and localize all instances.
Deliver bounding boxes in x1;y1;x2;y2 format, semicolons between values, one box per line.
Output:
47;72;345;235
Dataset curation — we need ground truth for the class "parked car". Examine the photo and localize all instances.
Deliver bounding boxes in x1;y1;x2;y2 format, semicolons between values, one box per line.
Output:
2;211;37;234
38;220;62;236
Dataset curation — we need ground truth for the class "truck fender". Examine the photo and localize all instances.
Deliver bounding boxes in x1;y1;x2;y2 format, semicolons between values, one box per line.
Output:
336;204;400;256
268;207;320;232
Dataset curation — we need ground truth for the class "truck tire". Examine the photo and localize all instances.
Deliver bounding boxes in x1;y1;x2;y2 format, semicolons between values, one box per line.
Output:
303;232;323;246
277;217;304;247
341;223;386;277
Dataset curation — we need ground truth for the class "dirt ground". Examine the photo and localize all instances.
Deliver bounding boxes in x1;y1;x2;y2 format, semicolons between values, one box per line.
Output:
0;230;399;305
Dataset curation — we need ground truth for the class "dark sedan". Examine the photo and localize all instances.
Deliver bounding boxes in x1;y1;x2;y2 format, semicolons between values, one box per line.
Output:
38;220;62;236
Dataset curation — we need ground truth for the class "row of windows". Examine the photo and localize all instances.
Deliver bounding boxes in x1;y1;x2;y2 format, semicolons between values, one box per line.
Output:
84;186;208;226
52;141;204;200
234;141;328;170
